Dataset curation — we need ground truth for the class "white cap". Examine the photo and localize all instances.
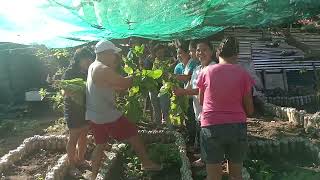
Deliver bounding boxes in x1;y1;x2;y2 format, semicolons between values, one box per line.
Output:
95;40;122;54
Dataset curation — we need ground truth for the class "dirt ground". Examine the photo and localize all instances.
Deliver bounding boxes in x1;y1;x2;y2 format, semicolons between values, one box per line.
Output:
1;112;319;180
0;114;61;157
191;115;320;180
2;149;64;180
247;116;306;140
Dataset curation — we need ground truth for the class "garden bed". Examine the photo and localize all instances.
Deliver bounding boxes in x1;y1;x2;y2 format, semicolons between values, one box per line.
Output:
117;143;182;180
0;135;68;180
264;102;320;137
245;137;320;180
265;94;318;107
97;130;192;180
0;116;59;157
2;149;64;180
192;137;320;180
62;141;96;180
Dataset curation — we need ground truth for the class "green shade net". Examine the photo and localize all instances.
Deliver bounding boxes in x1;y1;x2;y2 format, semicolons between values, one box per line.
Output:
1;0;320;48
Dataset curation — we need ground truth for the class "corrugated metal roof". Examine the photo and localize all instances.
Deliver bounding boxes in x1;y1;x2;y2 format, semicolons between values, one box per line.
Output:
224;29;320;71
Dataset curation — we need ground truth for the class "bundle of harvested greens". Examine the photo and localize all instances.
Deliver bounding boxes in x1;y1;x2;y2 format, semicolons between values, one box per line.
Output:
53;78;86;106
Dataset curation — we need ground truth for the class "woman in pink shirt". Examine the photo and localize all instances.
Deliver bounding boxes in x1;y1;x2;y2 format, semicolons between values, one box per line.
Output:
197;36;254;180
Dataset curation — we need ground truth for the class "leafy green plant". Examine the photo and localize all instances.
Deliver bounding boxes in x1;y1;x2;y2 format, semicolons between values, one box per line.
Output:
53;78;86;105
280;169;320;180
244;160;275;180
121;57;163;123
147;143;181;168
40;78;86;113
36;47;72;76
122;143;181;179
120;45;189;124
44;117;67;134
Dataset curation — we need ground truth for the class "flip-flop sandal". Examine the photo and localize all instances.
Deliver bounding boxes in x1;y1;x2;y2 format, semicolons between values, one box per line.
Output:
141;164;163;171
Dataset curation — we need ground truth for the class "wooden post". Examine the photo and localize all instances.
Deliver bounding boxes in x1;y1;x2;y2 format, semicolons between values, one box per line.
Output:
262;70;267;89
313;62;318;91
282;69;288;91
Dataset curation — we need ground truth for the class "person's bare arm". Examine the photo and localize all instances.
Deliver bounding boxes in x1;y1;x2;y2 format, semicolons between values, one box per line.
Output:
199;89;204;106
174;87;198;96
243;91;254;116
175;74;191;82
95;66;133;90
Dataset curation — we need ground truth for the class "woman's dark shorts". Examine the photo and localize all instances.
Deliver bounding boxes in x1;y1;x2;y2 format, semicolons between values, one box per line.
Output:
200;123;247;164
64;98;88;129
65;115;88;129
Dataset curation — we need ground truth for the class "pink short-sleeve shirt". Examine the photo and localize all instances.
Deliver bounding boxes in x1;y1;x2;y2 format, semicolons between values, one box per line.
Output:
197;64;255;127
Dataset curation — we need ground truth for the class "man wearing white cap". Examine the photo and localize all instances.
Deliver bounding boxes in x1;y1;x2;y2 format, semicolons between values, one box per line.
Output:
86;40;161;179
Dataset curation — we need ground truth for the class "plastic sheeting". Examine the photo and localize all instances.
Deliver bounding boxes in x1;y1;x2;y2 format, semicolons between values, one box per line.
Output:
0;0;320;48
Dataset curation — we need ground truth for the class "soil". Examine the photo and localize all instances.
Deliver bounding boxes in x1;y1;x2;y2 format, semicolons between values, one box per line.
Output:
247;116;306;140
113;143;181;180
63;142;98;180
1;110;320;180
189;115;320;180
2;149;64;180
0;114;60;157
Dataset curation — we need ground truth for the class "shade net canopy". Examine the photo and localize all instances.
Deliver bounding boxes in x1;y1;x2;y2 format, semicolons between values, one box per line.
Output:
1;0;320;48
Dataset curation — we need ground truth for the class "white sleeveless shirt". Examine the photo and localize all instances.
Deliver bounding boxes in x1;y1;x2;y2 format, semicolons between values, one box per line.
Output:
86;61;122;124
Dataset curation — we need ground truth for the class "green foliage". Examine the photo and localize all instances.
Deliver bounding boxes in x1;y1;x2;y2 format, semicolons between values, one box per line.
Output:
133;44;145;57
120;45;163;123
280;169;320;180
35;47;72;75
44;117;67;134
122;68;162;122
122;143;181;179
158;76;189;125
121;44;188;124
53;78;86;106
121;44;189;125
147;143;181;168
36;176;45;180
51;92;64;112
40;88;64;113
244;160;275;180
244;159;320;180
39;88;47;99
170;95;189;125
40;78;86;113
